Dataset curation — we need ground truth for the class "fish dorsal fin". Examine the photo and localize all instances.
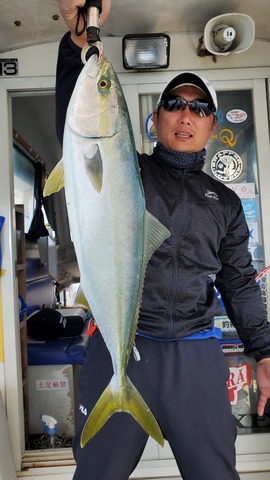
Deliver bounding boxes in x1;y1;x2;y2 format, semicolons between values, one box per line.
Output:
84;144;103;193
43;159;64;196
143;211;170;266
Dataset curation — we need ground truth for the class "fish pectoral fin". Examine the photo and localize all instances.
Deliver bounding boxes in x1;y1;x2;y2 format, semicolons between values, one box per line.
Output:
84;144;103;193
80;374;164;448
43;159;64;196
144;211;170;265
75;284;91;311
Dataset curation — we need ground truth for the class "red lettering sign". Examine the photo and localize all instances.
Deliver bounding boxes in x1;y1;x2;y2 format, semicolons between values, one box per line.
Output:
227;364;251;405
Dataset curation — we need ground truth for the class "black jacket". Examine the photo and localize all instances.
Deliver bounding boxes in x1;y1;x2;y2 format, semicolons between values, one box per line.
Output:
55;32;270;362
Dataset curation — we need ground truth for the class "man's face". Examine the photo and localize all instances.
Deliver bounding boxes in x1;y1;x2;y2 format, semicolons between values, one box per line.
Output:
153;85;217;153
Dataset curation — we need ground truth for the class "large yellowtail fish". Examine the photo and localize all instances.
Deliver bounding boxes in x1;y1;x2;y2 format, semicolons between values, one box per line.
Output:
44;50;170;447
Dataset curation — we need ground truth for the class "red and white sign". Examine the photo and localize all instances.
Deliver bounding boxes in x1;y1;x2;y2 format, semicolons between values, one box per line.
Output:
227;364;251;406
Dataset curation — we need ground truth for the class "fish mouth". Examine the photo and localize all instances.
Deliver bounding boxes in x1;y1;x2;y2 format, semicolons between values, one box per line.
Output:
88;133;116;139
69;124;117;139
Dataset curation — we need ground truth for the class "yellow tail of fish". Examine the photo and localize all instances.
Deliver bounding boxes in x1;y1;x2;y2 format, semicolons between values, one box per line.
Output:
80;374;164;447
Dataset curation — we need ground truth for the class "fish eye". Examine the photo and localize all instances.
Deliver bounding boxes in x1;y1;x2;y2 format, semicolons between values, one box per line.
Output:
98;77;111;92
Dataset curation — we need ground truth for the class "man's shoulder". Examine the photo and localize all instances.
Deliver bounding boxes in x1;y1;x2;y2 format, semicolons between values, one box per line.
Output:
200;170;241;203
138;151;156;169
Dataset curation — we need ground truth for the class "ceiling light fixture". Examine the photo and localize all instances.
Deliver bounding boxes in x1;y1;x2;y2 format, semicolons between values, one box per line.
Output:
122;33;170;70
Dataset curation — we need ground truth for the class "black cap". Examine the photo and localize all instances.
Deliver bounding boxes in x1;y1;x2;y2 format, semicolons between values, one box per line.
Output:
157;71;218;113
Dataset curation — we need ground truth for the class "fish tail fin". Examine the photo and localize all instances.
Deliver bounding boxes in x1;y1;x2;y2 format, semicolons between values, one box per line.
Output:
80;374;164;448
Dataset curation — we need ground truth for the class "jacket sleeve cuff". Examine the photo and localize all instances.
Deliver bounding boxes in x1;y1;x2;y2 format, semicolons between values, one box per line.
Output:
257;357;270;365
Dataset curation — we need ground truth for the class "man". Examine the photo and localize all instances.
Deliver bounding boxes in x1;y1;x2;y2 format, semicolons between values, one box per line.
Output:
56;1;270;479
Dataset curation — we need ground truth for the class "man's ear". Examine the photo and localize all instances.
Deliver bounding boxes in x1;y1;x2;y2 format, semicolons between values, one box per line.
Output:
211;116;218;134
152;110;158;128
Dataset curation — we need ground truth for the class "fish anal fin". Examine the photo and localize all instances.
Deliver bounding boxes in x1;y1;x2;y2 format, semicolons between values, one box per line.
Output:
80;374;164;448
43;159;64;196
144;211;170;266
127;212;170;360
84;144;103;193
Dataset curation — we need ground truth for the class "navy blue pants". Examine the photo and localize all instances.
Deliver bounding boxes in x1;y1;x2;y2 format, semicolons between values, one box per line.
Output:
72;331;240;480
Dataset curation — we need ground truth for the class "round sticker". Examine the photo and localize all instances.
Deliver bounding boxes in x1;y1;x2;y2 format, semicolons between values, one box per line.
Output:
211;150;243;182
226;109;248;124
145;113;157;142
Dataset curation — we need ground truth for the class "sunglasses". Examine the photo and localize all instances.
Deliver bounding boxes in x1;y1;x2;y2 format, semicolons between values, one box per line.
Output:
158;96;215;118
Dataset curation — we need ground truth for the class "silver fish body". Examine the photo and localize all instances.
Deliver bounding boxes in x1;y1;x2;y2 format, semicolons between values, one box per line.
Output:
44;53;169;447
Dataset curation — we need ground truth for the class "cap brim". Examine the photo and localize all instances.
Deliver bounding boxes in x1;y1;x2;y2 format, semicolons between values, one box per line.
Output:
157;72;217;112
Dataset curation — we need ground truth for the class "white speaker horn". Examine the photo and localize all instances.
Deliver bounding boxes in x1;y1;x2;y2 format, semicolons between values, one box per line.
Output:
204;13;255;56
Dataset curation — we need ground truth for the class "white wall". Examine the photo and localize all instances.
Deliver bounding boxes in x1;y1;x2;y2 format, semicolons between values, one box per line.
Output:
1;33;269;75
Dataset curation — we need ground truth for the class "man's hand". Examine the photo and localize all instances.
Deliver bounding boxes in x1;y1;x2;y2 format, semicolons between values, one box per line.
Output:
58;0;111;47
256;359;270;416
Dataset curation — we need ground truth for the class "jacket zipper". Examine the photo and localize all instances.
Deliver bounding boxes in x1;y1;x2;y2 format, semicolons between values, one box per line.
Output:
168;177;188;338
